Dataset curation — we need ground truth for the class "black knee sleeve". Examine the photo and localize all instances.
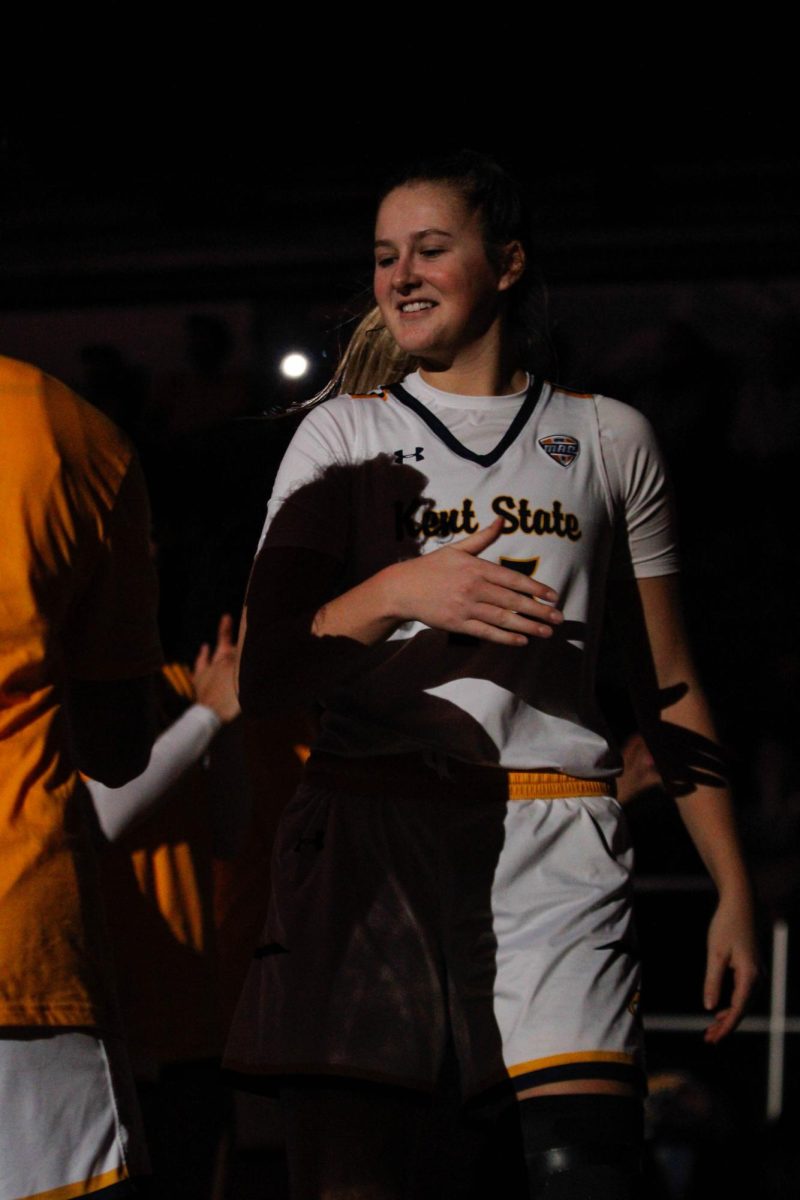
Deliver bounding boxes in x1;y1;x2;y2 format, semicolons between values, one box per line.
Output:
518;1094;643;1199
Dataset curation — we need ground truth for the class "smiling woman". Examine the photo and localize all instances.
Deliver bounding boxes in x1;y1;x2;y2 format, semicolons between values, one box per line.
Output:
372;183;525;389
225;151;757;1199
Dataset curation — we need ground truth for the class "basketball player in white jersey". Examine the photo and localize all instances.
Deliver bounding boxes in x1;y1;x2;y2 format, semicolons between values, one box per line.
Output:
226;152;757;1199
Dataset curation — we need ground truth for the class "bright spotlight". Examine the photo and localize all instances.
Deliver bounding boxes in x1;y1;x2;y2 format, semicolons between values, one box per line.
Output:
280;352;310;380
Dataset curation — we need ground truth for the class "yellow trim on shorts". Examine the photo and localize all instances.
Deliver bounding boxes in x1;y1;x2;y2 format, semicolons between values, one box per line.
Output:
508;1050;634;1077
507;773;614;801
19;1166;128;1200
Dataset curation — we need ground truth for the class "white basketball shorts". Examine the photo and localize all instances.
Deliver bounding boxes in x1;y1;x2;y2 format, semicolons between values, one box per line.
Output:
225;754;644;1100
0;1030;147;1200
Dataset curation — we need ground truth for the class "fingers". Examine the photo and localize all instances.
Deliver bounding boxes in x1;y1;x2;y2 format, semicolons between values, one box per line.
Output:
703;952;759;1044
390;519;565;641
446;554;563;642
460;619;530;648
703;959;732;1042
469;604;558;641
703;949;725;1015
458;521;558;602
212;614;237;663
456;521;560;602
729;955;759;1017
704;983;752;1043
217;613;234;648
192;643;211;677
459;539;562;613
455;562;562;639
489;570;560;607
477;584;563;629
704;1006;738;1044
456;517;505;556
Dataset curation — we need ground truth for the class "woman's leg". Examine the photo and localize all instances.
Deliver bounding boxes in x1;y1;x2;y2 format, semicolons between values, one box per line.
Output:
517;1081;643;1199
479;794;645;1197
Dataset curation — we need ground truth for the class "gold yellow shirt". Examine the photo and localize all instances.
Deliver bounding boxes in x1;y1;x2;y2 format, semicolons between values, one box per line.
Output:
0;356;161;1028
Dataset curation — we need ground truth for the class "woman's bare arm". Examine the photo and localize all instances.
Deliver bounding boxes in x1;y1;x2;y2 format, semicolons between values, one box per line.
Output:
314;518;562;646
237;519;563;716
615;573;758;1043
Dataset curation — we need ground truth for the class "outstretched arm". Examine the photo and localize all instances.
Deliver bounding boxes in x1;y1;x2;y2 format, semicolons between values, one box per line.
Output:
613;573;758;1042
87;616;242;842
85;701;222;840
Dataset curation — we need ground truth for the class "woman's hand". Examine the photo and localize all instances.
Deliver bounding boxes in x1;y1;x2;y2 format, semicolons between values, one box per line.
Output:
193;614;241;724
380;518;563;645
310;519;562;648
703;889;760;1043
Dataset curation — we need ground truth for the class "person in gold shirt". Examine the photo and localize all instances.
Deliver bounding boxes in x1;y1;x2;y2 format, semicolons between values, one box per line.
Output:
0;356;162;1200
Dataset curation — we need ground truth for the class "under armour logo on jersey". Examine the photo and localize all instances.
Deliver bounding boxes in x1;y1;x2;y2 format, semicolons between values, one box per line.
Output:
538;435;580;467
393;447;425;464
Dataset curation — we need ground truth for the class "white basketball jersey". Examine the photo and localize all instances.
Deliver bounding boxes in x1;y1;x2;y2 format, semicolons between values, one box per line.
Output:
259;372;678;776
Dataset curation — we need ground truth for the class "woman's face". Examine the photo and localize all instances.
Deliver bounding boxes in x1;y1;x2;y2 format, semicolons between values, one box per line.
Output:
374;183;518;369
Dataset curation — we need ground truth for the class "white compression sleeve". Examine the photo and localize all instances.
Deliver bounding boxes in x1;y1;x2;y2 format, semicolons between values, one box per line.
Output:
85;703;222;842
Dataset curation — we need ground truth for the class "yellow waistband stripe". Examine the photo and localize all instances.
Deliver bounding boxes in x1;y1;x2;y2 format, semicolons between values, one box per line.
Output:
507;773;614;801
305;754;616;803
22;1166;128;1200
508;1050;634;1077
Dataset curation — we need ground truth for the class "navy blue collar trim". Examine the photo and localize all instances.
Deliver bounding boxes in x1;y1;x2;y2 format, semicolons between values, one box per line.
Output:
387;378;543;467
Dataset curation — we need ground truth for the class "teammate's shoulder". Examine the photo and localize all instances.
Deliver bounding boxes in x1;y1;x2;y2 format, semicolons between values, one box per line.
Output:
2;354;84;409
0;354;131;464
0;353;43;392
0;354;72;420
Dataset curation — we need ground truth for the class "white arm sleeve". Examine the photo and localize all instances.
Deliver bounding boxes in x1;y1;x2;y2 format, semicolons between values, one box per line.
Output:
85;703;222;842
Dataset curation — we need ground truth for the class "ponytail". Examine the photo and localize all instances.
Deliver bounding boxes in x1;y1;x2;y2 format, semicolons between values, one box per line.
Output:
283;306;417;415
